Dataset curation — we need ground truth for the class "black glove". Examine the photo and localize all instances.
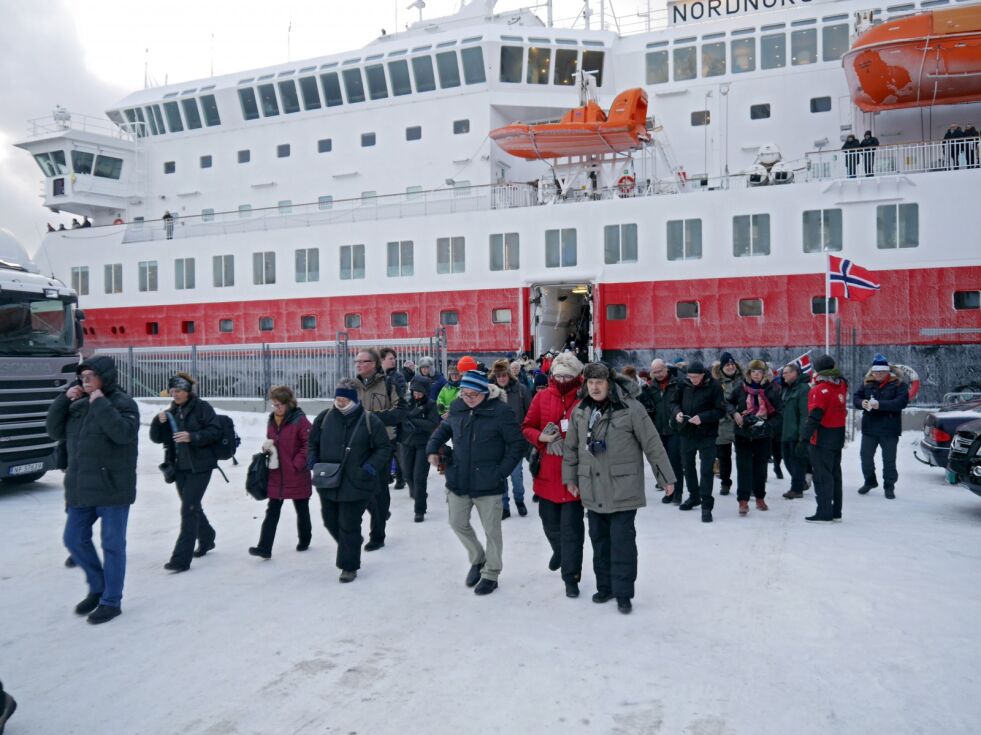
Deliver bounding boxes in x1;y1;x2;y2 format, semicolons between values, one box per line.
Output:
795;441;809;460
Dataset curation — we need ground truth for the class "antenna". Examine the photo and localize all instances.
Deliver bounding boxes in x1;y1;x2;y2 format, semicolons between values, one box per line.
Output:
407;0;426;23
144;48;149;89
210;33;214;77
287;19;292;61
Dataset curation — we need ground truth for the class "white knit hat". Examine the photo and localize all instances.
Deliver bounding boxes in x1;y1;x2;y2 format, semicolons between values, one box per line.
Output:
550;351;584;378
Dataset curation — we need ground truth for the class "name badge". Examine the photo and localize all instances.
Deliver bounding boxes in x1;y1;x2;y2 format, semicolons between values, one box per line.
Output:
560;419;569;433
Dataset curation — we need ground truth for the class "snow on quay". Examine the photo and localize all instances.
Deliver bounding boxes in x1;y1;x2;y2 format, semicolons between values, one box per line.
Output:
1;404;979;735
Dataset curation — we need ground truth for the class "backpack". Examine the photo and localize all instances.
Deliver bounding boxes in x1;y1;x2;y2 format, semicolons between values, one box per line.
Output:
213;414;241;461
245;452;269;500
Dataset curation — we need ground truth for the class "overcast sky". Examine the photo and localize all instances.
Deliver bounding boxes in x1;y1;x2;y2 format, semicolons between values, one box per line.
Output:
0;0;660;256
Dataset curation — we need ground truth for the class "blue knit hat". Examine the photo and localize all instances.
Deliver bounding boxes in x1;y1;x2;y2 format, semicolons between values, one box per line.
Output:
460;370;489;394
871;353;890;372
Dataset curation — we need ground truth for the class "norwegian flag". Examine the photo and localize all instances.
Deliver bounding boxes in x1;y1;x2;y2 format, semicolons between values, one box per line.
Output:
828;255;880;302
792;351;813;375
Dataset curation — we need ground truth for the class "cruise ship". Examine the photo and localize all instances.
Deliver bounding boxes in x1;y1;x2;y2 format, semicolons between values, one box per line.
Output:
14;0;981;399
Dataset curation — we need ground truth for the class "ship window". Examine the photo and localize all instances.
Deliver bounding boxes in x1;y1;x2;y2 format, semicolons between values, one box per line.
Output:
822;24;849;61
93;155;123;179
238;149;250;163
731;37;756;73
163;101;184;131
320;72;344;106
278;200;292;214
582;50;604;86
318;138;332;153
676;301;699;319
124;108;140;136
791;28;817;65
200;94;221;125
71;150;94;175
437;236;466;274
219;319;234;333
738;298;763;317
811;296;837;315
545;228;577;267
954;291;980;310
340;244;366;280
361;132;376;147
253;251;276;285
144;106;159;135
104;263;123;294
489;232;520;271
365;64;389;100
527;47;551;84
606;304;628;321
278;80;301;113
295;248;320;283
146;322;159;335
673;46;697;81
342;68;366;103
390;311;408;328
500;46;523;83
213;254;234;287
691;110;710;126
259;317;274;332
646;50;668;84
810;96;832;113
388;60;413;95
492;308;512;324
175;257;195;290
151;104;166;132
667;219;702;260
181;98;203;129
344;314;361;329
238;88;260;120
387;240;414;277
440;310;459;326
750;104;771;119
298;76;321;109
436;51;461;88
877;203;919;249
461;46;486;84
554;48;578;85
277;143;291;158
258;84;280;116
361;191;377;203
604;223;638;264
802;209;842;252
701;42;726;77
411;56;437;92
164;161;176;174
406;185;424;199
406;126;422;141
318;195;333;209
181;321;195;334
300;315;317;330
71;266;89;295
453;119;469;134
201;209;214;222
761;33;786;69
239;204;252;217
33;153;55;176
733;214;771;256
200;155;212;169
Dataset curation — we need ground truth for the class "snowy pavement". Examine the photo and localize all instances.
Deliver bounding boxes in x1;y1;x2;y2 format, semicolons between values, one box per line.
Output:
1;405;979;735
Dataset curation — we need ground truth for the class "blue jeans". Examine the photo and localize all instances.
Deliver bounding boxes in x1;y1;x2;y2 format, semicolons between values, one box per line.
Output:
64;505;130;608
502;462;525;509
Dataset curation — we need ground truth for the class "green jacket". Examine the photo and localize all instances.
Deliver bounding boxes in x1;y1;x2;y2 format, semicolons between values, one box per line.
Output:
436;383;461;417
780;379;810;441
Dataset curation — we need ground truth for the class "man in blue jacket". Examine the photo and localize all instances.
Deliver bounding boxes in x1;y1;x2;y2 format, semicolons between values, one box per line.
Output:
853;354;909;498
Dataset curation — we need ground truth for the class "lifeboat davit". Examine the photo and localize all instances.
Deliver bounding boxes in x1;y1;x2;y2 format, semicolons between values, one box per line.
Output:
844;6;981;112
490;88;650;160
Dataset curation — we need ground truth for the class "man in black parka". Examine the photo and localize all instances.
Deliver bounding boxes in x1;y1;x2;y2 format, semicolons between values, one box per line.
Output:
852;355;909;498
639;358;684;505
46;356;139;625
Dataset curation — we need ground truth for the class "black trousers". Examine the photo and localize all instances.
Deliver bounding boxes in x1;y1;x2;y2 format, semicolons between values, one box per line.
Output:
588;509;637;600
317;491;369;571
717;441;733;486
860;433;899;489
809;444;842;520
734;435;770;500
393;442;405;484
771;436;784;472
401;444;431;514
257;497;312;553
681;436;717;501
366;476;390;543
659;433;683;492
171;470;215;566
781;440;807;493
538;497;585;584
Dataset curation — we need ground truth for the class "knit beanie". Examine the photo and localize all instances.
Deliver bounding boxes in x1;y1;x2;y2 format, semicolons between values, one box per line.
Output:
719;351;736;367
457;356;478;373
687;360;705;374
870;353;890;372
814;354;835;372
550;351;584;378
534;373;549;389
582;362;610;381
459;370;489;394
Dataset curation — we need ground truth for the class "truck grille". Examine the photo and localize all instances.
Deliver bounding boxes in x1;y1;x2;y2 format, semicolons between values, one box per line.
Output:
0;361;76;460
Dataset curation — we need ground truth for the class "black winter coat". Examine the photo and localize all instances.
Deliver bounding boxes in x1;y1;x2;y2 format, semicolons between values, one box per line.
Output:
639;370;681;435
149;395;223;472
670;374;726;440
425;394;526;497
308;405;392;502
46;355;139;508
401;396;440;447
728;381;783;439
852;372;909;437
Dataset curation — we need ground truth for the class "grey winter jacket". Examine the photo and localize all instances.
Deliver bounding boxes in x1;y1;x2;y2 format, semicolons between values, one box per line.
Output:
711;362;744;445
562;376;676;514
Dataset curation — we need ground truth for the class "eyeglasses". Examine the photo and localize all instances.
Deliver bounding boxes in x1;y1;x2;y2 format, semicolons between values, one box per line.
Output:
460;390;483;399
354;359;374;363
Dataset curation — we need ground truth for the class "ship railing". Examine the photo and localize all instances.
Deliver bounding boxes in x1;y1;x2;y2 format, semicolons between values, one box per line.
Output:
803;139;980;181
24;111;133;141
96;335;447;400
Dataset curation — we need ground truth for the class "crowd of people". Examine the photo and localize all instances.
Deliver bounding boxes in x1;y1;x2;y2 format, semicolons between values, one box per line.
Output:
43;346;910;634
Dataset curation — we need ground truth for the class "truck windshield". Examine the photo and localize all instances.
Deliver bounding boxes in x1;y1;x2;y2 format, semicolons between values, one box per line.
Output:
0;294;77;355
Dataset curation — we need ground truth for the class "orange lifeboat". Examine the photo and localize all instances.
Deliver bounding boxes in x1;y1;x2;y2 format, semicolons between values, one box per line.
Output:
844;6;981;112
490;88;650;160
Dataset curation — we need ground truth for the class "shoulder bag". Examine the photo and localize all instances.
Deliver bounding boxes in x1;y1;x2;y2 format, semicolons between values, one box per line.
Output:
312;409;372;489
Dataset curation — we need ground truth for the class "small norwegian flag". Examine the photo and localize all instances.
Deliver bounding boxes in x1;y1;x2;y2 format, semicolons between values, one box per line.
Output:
829;255;881;302
792;351;813;375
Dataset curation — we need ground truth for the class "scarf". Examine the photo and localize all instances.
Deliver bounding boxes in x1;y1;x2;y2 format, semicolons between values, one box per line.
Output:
337;401;359;415
743;383;776;418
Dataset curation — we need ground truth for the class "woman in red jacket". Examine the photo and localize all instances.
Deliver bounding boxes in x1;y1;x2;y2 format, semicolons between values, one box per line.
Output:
249;386;313;558
521;352;585;598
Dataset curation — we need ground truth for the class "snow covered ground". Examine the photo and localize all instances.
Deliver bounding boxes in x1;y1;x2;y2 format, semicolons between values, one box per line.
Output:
1;404;979;735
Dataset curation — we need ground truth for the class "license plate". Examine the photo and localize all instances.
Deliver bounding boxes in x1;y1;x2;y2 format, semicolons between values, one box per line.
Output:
9;462;44;476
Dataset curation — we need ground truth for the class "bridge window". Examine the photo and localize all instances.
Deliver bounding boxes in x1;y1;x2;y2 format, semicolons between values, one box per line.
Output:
144;106;159;135
731;37;756;73
219;319;234;333
822;24;850;61
163;100;184;131
701;42;726;77
71;150;94;175
877;203;919;249
667;219;702;261
646;50;668;84
238;88;260;120
344;313;361;329
253;251;276;285
104;263;123;294
673;47;696;81
150;104;166;133
802;209;842;252
213;254;234;287
388;60;412;95
582;50;604;86
391;311;409;327
278;80;301;113
761;33;786;69
181;98;203;129
733;214;771;256
750;104;770;120
200;94;221;126
387;240;414;277
406;126;422;141
320;72;344;106
437;236;466;274
440;310;459;326
489;232;520;271
811;296;837;315
93;155;123;179
71;266;89;295
604;223;638;264
527;47;551;84
954;291;980;310
412;56;437;92
258;84;280;116
295;248;320;282
554;48;578;85
342;68;366;103
340;244;366;280
545;228;577;267
738;298;764;317
676;301;699;319
500;46;523;83
175;257;195;290
436;51;461;88
461;46;486;84
366;64;389;100
791;28;817;65
298;76;321;110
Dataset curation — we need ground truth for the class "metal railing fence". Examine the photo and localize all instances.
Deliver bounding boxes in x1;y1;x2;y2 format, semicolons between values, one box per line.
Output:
804;138;980;181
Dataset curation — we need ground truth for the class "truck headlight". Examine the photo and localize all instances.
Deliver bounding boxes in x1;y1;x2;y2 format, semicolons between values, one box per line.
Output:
971;466;981;477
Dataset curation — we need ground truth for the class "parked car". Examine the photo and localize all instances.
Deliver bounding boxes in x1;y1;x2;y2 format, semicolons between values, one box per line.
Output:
946;418;981;498
915;395;981;468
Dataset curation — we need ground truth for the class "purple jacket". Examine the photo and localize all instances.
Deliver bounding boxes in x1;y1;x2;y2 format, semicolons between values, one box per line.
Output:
267;408;312;500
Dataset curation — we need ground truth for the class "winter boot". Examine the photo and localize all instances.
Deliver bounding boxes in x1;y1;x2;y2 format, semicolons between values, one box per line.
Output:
65;555;77;568
501;507;511;520
738;500;749;515
720;481;732;496
414;513;425;523
679;495;701;511
193;539;215;558
617;598;633;614
248;546;271;559
1;687;18;734
592;591;614;604
701;496;714;523
565;581;580;598
74;593;101;616
516;501;528;516
756;497;769;511
548;553;561;571
465;563;484;587
87;605;122;625
339;570;357;583
783;490;804;499
661;493;675;504
773;463;784;480
858;476;878;494
474;578;498;596
884;486;896;499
